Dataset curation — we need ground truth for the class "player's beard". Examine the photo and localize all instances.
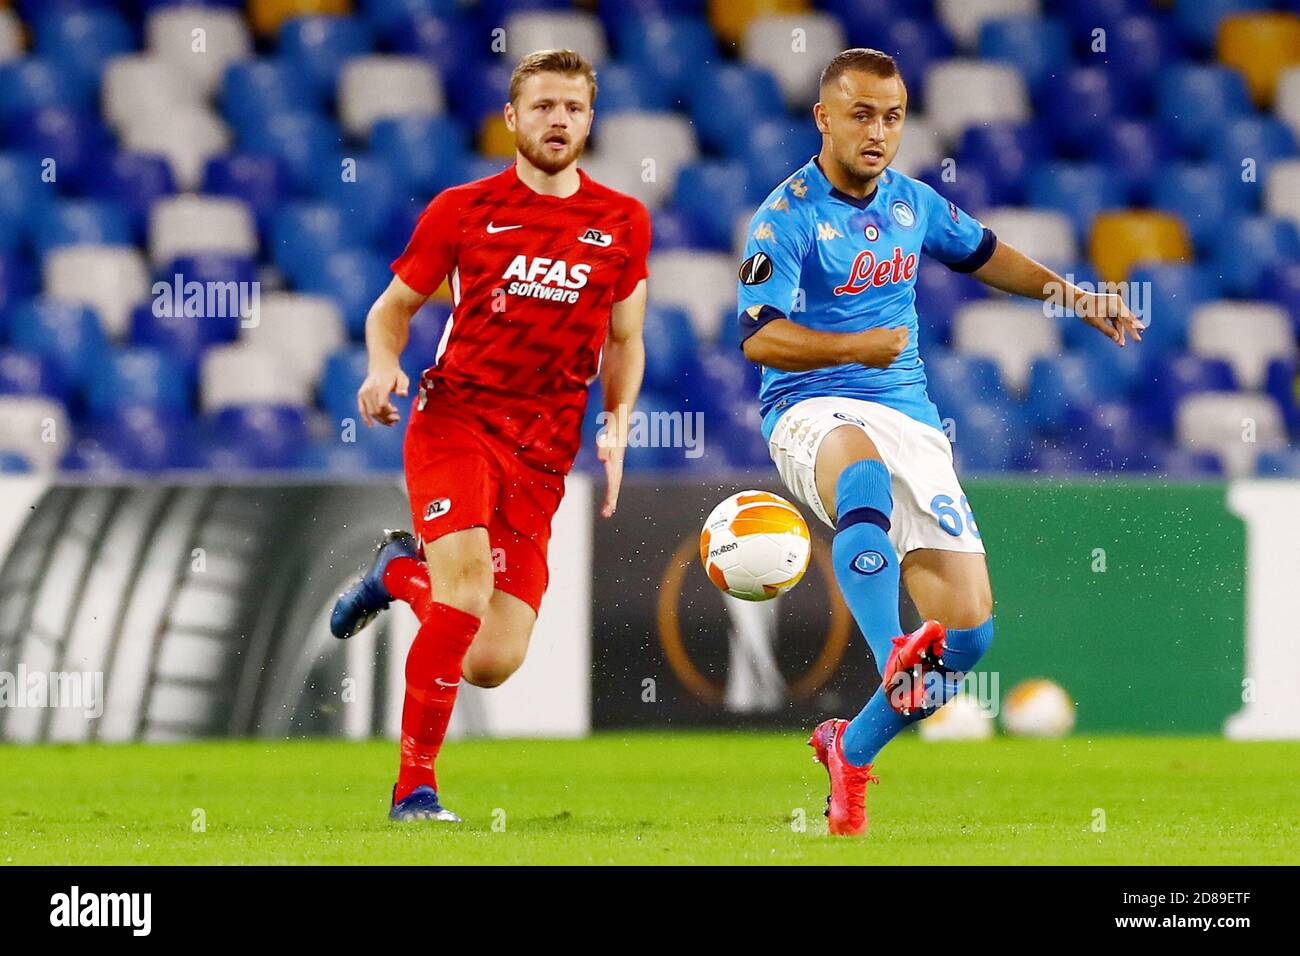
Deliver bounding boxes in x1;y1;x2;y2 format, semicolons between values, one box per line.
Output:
518;130;587;175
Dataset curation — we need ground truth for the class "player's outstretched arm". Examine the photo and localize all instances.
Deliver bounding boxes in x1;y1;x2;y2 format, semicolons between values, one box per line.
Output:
597;278;648;518
742;315;909;372
970;240;1144;348
357;275;429;427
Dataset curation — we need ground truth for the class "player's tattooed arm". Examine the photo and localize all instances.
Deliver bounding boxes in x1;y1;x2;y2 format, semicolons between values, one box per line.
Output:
597;278;648;518
357;275;430;427
741;315;908;372
971;240;1144;348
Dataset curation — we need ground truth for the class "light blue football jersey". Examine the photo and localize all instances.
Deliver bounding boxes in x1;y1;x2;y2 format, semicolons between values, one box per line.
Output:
736;156;996;441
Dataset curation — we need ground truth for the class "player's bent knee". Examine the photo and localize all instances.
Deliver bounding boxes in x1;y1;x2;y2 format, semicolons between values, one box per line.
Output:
429;559;495;619
462;645;526;688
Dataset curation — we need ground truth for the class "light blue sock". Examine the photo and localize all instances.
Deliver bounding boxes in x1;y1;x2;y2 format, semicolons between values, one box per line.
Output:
841;615;997;766
828;459;901;668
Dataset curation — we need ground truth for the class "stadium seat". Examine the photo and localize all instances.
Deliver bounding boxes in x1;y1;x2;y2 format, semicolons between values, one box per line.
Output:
308;155;399;245
686;63;784;155
1157;64;1253;157
1088;211;1192;284
956;123;1048;205
1278;66;1300;143
202;153;292;231
1256;447;1300;477
0;396;70;470
648;251;738;342
269;203;350;282
584;112;697;209
1174;0;1271;52
0;349;65;401
1189;302;1296;390
120;106;233;191
921;163;995;221
1176;391;1286;477
147;5;252;97
1265;357;1300;435
250;1;352;38
1266;160;1300;231
101;54;202;133
936;0;1038;51
0;151;51;249
244;293;346;394
34;200;133;260
337;55;443;140
0;57;93;132
913;262;984;349
1143;354;1239;435
506;10;608;63
43;245;150;340
979;16;1071;98
32;9;135;88
221;58;320;138
236;110;345;192
275;15;371;99
318;345;368;423
0;11;23;67
924;350;1009;415
1043;67;1126;152
733;118;821;195
674;161;754;251
1261;261;1300;332
874;18;955;106
84;347;190;420
889;115;946;179
1024;354;1103;432
1093;118;1172;204
925;60;1031;142
1127;263;1222;357
1061;401;1161;473
1151;162;1251;251
149;196;258;268
9;299;110;383
1095;15;1182;114
86;152;177;232
1025;163;1118;238
1211;215;1300;297
200;343;313;410
1217;12;1300;107
741;13;847;108
949;402;1028;472
952;301;1061;394
202;404;310;469
1212;117;1298;201
979;208;1077;265
293;249;390;339
707;0;808;48
641;304;701;394
369;115;470;197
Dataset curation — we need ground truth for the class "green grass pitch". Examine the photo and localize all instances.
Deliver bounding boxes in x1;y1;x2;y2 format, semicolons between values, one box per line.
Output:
2;732;1297;865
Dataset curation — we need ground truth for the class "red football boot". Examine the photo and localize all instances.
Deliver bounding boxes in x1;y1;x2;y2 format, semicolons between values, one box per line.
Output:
808;718;879;837
881;619;948;716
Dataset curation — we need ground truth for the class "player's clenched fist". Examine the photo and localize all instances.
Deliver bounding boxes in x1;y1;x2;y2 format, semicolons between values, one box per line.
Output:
855;325;909;368
357;365;410;427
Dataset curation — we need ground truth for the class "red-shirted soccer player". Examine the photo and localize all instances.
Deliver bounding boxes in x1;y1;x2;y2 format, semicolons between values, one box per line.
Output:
329;50;651;822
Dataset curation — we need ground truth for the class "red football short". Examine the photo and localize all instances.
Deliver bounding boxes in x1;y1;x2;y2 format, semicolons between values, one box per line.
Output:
402;398;566;614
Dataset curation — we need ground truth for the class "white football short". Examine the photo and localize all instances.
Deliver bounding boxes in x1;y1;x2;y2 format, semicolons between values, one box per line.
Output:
767;396;986;559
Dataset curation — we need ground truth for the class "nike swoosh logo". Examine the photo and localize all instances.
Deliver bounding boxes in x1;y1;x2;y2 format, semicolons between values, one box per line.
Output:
434;677;461;688
486;222;522;233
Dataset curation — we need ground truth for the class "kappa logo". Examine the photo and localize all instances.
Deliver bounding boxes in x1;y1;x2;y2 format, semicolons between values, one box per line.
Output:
424;497;452;520
851;550;888;575
578;227;612;246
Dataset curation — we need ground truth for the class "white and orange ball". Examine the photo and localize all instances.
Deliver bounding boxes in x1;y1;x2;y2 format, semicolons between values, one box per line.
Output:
699;490;811;601
1001;678;1076;738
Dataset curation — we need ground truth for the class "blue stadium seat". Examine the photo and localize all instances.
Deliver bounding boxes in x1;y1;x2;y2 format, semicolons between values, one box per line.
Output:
1061;402;1160;472
1052;0;1151;39
361;0;465;35
1141;354;1238;435
400;301;452;386
613;16;718;101
1260;261;1300;334
1027;162;1121;238
673;161;754;250
980;16;1072;98
1091;118;1172;203
0;451;31;474
222;59;321;139
85;151;176;232
278;16;375;101
0;58;93;131
0;349;65;401
309;155;399;245
641;304;700;393
0;152;51;250
33;199;134;259
269;202;350;283
294;249;391;339
1024;355;1099;433
237;111;345;193
593;61;673;113
1159;447;1226;478
949;402;1025;473
0;248;39;317
876;18;955;106
1255;448;1300;477
734;119;822;198
649;208;704;251
369;115;470;198
924;351;1009;415
913;265;984;350
1157;65;1252;157
826;0;940;50
1093;15;1184;113
1172;0;1269;52
1211;216;1300;297
921;164;994;220
687;64;784;154
9;299;109;383
445;59;511;130
202;153;292;231
89;406;191;471
205;405;310;470
1265;357;1300;436
14;105;114;192
958;124;1048;206
319;346;370;422
1151;162;1252;250
129;294;242;375
1127;263;1222;357
293;437;376;474
1043;67;1126;152
33;9;135;88
1212;118;1298;208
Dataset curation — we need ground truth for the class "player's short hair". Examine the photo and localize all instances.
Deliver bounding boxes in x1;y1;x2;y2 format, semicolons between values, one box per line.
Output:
509;49;598;106
819;48;903;92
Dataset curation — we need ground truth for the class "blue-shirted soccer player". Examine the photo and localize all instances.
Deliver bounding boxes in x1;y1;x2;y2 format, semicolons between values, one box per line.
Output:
737;49;1144;836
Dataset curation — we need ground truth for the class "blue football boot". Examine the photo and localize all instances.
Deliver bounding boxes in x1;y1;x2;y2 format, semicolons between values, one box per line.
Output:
389;785;461;822
330;529;420;639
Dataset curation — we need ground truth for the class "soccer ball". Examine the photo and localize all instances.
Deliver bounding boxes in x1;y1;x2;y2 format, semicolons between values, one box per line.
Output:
699;490;811;601
918;693;995;741
1000;678;1076;738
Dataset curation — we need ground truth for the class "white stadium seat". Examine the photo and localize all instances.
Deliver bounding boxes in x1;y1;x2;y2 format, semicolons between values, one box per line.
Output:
120;106;232;191
243;293;346;395
888;115;945;178
742;13;848;108
1276;67;1300;144
952;301;1061;393
43;245;151;340
0;397;70;471
200;344;313;411
1176;392;1287;478
937;0;1041;50
924;60;1030;143
337;55;443;139
648;251;738;342
148;196;257;267
1264;160;1300;231
583;112;698;209
505;11;608;64
1189;302;1296;391
978;208;1077;264
0;10;23;64
101;54;202;133
146;6;252;97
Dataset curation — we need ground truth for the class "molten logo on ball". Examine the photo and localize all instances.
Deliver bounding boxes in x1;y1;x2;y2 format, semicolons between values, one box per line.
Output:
699;490;812;601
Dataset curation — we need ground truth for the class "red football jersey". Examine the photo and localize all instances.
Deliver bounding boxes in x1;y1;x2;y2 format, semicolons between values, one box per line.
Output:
392;164;652;475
